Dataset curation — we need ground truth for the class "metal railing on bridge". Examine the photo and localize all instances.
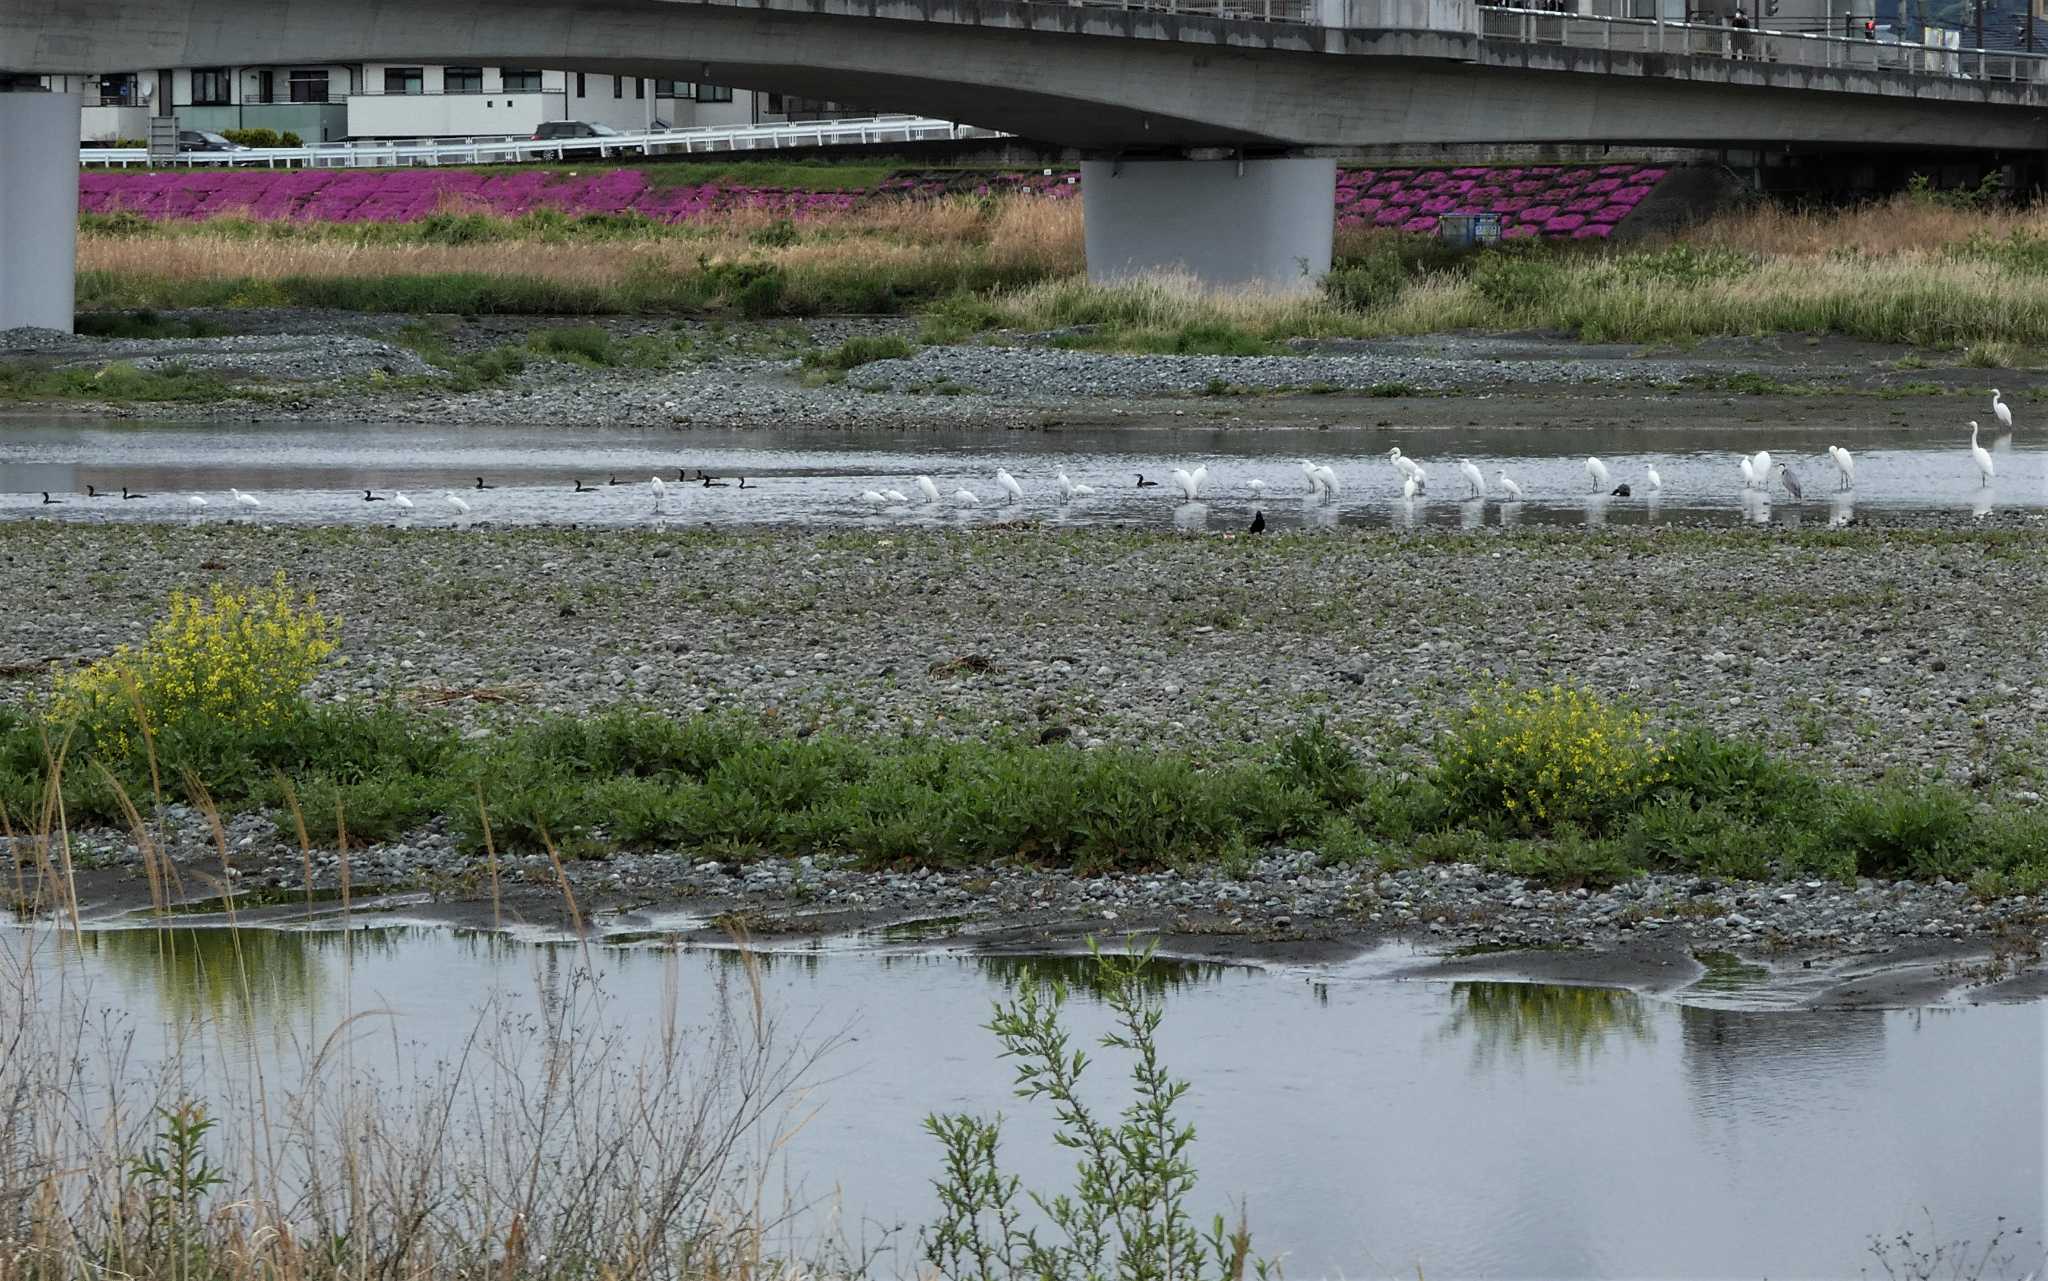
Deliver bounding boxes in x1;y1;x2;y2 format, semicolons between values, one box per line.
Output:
80;113;1005;169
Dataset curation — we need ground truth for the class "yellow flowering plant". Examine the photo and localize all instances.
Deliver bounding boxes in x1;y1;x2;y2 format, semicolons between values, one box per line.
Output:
47;572;339;755
1435;682;1670;834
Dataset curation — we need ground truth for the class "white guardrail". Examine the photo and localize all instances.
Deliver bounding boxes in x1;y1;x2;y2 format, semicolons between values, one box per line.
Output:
81;113;1007;169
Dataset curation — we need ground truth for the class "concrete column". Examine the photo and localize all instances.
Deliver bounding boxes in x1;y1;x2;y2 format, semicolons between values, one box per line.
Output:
1081;156;1336;293
0;91;81;334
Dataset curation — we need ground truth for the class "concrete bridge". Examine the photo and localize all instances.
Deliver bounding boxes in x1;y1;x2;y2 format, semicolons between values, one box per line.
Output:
6;0;2048;327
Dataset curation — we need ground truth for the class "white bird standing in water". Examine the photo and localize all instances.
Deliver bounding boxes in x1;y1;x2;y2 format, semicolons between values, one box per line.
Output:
393;491;414;511
1645;465;1663;492
916;475;942;504
996;469;1024;504
443;491;471;516
1496;471;1524;501
1458;458;1485;498
1310;465;1340;499
1774;462;1804;501
1969;421;1996;486
1388;448;1424;487
1993;388;2014;431
1738;456;1758;490
1055;470;1077;499
883;489;909;504
1751;450;1773;484
186;495;207;512
1585;457;1611;492
1169;468;1201;500
1190;465;1209;495
1826;445;1855;490
1070;481;1096;496
1247;478;1269;497
860;489;888;507
231;487;262;510
651;476;667;511
954;488;980;507
1302;461;1327;497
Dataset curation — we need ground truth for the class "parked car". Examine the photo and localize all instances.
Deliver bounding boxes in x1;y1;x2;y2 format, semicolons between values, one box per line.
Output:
529;120;625;158
177;129;251;155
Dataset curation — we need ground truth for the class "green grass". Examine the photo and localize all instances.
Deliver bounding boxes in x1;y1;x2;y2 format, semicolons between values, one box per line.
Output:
72;310;235;340
799;334;914;374
0;359;249;403
6;699;2045;889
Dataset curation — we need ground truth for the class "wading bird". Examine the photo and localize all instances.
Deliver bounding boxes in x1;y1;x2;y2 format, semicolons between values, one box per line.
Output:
1993;388;2013;431
651;476;668;510
1388;448;1425;490
1169;468;1201;500
1969;421;1996;487
1774;462;1803;501
1751;450;1772;484
1738;456;1758;490
1458;458;1485;498
444;491;471;515
1247;478;1269;497
1496;471;1524;501
1646;465;1663;492
1826;445;1855;490
883;489;909;504
186;496;207;512
916;475;942;504
1310;465;1340;499
1055;471;1076;499
954;488;980;506
996;469;1024;504
860;490;888;507
231;488;262;510
1402;474;1420;502
393;492;414;512
1585;457;1610;492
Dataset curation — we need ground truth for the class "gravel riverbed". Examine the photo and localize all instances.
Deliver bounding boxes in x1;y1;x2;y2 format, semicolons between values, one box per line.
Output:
6;520;2047;1000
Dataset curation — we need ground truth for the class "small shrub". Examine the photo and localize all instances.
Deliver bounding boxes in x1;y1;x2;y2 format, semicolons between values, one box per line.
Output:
1828;779;1977;878
801;334;914;373
1435;683;1669;835
527;325;619;366
1503;825;1636;889
749;218;800;248
1470;249;1567;313
1274;719;1369;810
1323;252;1408;312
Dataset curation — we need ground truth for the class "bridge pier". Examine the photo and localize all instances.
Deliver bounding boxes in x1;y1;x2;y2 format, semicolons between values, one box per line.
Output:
0;89;79;333
1081;156;1335;294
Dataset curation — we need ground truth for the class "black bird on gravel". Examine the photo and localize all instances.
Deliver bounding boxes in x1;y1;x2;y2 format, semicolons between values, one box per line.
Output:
122;487;147;500
1610;483;1632;498
1135;474;1159;488
363;490;385;502
1248;510;1266;534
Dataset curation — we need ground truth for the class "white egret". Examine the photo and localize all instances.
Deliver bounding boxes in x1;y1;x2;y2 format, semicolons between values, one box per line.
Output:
1969;421;1996;486
860;490;888;507
393;492;415;511
1071;481;1097;497
916;475;942;504
1585;457;1611;492
1190;465;1209;496
1301;460;1323;493
1247;479;1269;497
1169;468;1201;500
1646;465;1663;492
1458;458;1485;498
1387;447;1423;483
1496;471;1524;501
231;487;262;510
996;468;1024;504
954;488;980;506
1751;450;1772;484
1738;456;1757;490
651;476;667;510
1055;470;1077;499
186;495;207;510
1993;388;2013;431
883;489;909;504
1409;465;1428;493
1310;465;1341;499
1826;445;1855;490
443;491;471;515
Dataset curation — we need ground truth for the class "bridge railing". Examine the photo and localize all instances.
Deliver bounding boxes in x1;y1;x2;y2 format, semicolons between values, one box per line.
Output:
80;114;1001;169
1476;4;2048;83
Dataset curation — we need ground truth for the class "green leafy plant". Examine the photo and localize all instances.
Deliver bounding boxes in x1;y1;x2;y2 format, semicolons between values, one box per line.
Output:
126;1100;228;1269
1435;683;1669;834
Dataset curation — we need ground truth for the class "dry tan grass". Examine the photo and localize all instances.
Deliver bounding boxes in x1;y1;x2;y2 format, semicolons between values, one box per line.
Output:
1685;193;2048;257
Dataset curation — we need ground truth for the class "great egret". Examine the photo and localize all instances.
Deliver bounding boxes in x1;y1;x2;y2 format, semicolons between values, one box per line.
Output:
883;489;909;504
860;489;888;507
1247;478;1269;497
1169;468;1201;500
1310;465;1341;499
1248;511;1266;534
363;490;385;502
1387;447;1423;483
1071;481;1096;497
1136;474;1159;488
1055;470;1077;499
1738;456;1757;490
996;469;1024;504
474;477;495;490
1969;421;1996;486
444;491;471;515
954;488;980;506
1646;465;1663;492
1585;457;1610;492
1458;458;1485;497
39;492;59;505
1774;462;1803;501
186;495;207;511
916;475;942;503
1190;465;1209;496
393;492;414;511
1496;471;1524;501
231;488;262;510
1826;445;1855;490
1750;450;1772;484
1993;388;2013;431
1301;461;1327;497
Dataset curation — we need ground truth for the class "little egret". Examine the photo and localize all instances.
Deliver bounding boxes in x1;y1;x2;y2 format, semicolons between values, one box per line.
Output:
363;490;385;503
231;488;262;510
1302;461;1327;497
444;491;471;515
1969;421;1996;486
1751;450;1772;484
474;477;495;490
1071;481;1097;497
1247;479;1269;497
1310;465;1341;499
1774;462;1803;501
1496;471;1524;501
122;487;147;500
954;488;980;506
1248;511;1266;534
40;492;59;504
1190;465;1209;496
916;475;942;504
860;490;888;507
1169;468;1201;500
883;489;909;504
393;492;414;512
1055;471;1077;499
996;469;1024;504
1646;465;1663;492
1585;457;1610;492
186;496;207;510
1458;458;1485;498
1738;456;1757;490
1826;445;1855;490
1135;474;1159;488
651;476;668;509
1993;388;2013;431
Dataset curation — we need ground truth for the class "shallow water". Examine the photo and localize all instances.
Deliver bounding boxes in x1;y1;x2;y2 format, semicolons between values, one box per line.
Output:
1;419;2044;531
6;923;2041;1279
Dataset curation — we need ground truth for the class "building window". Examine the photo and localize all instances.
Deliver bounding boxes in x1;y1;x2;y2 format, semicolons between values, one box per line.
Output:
653;79;688;96
445;65;483;94
502;67;543;92
576;72;586;97
766;93;784;113
288;68;330;103
383;66;423;95
613;74;624;99
695;83;734;103
190;68;231;106
634;77;645;99
95;73;137;107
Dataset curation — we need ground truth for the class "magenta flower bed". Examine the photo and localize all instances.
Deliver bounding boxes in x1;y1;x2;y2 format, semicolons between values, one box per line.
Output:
79;161;1672;241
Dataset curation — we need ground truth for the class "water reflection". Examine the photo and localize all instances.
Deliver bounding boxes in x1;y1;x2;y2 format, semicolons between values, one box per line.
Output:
1457;499;1484;531
1172;502;1209;533
70;925;370;1028
968;951;1236;996
1581;496;1609;529
1441;981;1654;1068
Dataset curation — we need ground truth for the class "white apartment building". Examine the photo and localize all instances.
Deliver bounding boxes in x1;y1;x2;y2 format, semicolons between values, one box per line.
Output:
51;63;854;144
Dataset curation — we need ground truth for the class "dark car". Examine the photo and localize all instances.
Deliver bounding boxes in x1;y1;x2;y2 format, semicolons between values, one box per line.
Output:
529;120;624;158
177;129;251;154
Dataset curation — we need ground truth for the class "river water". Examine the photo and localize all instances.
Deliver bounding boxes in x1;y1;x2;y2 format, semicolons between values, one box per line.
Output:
4;923;2040;1279
1;419;2044;531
